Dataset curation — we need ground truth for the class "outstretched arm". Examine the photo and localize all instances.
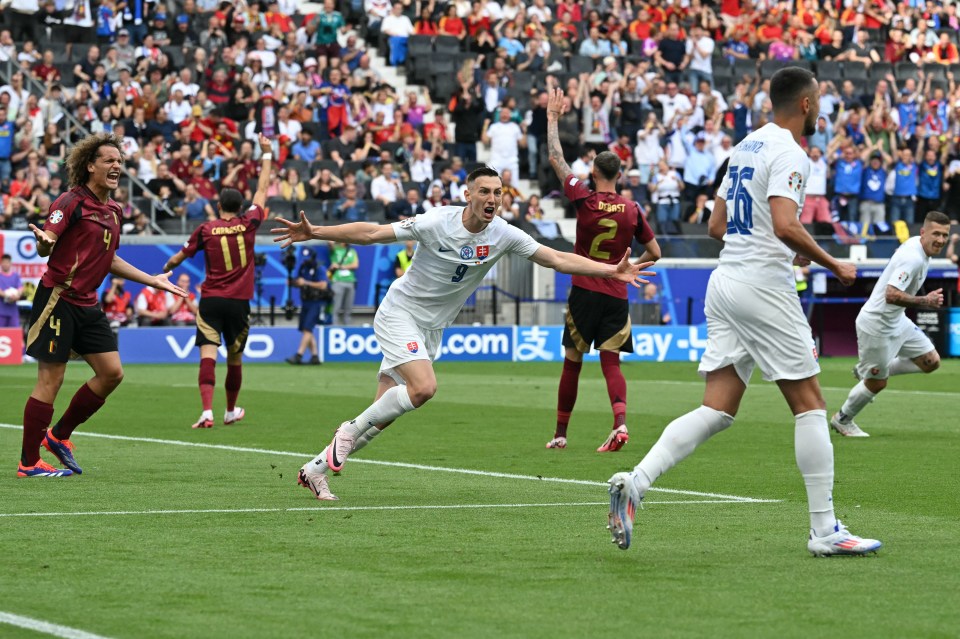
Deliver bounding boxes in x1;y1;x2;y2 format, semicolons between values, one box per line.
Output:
546;88;572;182
110;255;188;298
252;133;274;210
272;212;398;247
162;250;188;273
529;246;656;288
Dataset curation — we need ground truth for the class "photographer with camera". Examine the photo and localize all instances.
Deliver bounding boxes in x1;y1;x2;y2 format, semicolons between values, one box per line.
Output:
101;276;133;330
286;247;331;365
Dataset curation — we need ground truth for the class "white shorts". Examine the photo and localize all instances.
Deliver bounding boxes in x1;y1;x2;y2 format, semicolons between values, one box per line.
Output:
698;271;820;385
374;303;443;385
855;318;934;380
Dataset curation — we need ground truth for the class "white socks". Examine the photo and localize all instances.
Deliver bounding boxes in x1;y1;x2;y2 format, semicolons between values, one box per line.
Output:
349;385;416;436
888;356;921;376
839;381;877;422
353;426;384;452
794;409;836;535
633;406;735;493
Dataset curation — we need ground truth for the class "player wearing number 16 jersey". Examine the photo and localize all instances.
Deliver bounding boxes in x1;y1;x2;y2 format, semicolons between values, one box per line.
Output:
607;67;882;557
163;134;275;430
19;133;186;477
272;166;656;501
543;88;661;453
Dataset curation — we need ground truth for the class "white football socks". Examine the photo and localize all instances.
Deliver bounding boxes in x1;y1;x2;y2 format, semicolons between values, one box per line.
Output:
887;356;922;376
633;406;735;493
794;409;836;536
839;381;877;422
353;426;384;452
345;385;416;439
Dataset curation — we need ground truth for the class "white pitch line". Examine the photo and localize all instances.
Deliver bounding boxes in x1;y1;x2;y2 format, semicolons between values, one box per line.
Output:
0;424;778;503
0;499;779;520
0;612;113;639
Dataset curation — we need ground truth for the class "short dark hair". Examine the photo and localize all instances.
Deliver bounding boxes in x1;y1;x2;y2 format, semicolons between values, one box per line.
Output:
924;211;950;226
593;151;621;181
466;165;501;185
219;188;243;213
1;254;11;260
770;67;817;113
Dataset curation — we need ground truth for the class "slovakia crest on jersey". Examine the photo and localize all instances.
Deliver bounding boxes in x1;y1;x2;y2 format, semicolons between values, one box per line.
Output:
406;341;419;353
460;246;474;260
476;245;490;259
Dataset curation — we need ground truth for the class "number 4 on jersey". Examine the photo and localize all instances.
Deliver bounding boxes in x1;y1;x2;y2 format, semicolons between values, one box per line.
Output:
725;166;754;236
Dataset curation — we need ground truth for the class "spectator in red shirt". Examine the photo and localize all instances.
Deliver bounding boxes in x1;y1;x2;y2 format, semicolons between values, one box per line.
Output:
757;14;785;45
101;277;133;328
188;160;218;201
135;285;171;326
31;50;60;83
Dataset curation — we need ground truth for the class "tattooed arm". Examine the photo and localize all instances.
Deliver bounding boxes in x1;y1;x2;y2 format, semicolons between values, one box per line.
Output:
546;88;573;182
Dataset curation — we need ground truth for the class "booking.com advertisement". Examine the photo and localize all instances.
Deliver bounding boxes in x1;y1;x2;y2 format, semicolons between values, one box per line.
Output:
104;324;712;364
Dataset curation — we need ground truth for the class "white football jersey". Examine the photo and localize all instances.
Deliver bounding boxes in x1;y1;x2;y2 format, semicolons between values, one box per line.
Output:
715;123;810;292
857;236;930;335
388;207;542;329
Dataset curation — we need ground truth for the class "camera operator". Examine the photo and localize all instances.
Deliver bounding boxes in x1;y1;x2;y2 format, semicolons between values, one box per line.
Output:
102;276;133;331
286;247;331;365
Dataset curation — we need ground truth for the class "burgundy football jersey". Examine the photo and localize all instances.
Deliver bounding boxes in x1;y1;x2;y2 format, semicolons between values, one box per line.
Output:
41;185;122;306
563;174;654;299
182;204;266;299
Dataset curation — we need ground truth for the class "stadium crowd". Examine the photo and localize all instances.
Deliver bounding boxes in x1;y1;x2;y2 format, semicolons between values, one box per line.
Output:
0;0;960;238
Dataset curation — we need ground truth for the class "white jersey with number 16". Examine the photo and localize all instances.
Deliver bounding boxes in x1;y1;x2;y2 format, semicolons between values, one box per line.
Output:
715;123;811;293
387;206;542;330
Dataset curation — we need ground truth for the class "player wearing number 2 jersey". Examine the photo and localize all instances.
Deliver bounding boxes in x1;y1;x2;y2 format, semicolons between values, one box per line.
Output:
273;166;656;501
544;88;661;453
163;134;275;430
19;133;186;478
607;67;883;557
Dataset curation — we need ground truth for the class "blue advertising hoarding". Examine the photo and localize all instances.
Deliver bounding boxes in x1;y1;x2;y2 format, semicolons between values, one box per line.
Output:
117;327;304;363
113;324;709;364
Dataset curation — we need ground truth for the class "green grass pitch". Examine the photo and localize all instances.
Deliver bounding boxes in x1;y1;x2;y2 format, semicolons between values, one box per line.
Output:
0;359;957;639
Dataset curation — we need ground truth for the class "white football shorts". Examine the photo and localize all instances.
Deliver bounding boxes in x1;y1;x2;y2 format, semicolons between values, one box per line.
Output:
698;271;821;385
854;318;934;380
374;303;443;385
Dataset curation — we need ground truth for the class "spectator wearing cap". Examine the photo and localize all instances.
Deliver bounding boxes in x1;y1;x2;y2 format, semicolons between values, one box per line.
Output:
171;14;200;48
149;12;172;47
625;169;646;205
860;151;889;230
188;159;217;201
681;132;716;204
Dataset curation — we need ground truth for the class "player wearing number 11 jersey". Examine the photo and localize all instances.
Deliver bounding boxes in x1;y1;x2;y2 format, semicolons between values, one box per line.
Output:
273;166;656;501
607;67;882;557
19;133;186;477
163;134;275;429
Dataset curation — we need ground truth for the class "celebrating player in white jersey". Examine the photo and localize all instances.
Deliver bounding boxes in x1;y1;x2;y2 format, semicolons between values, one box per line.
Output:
272;166;655;501
606;67;883;557
831;211;949;437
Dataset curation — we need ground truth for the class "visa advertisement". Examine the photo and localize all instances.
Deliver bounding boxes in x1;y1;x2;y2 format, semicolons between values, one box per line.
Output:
107;324;710;364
